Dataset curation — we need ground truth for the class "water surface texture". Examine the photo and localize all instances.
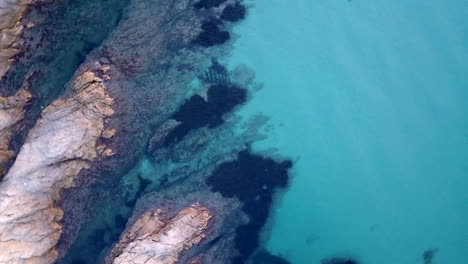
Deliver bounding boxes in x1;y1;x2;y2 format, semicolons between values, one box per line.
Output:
229;0;468;263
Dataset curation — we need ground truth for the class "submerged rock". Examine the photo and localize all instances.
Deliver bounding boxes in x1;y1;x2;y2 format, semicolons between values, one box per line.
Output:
148;119;182;153
0;67;114;264
106;204;211;264
423;248;438;264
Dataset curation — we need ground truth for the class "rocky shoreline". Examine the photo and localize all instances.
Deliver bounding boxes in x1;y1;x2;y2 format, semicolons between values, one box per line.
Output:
0;67;114;263
0;1;293;263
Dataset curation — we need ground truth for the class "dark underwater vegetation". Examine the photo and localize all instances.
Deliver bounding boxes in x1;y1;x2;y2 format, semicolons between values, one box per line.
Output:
207;150;292;263
321;258;359;264
250;250;292;264
194;0;227;9
193;19;231;47
221;2;247;22
164;83;247;145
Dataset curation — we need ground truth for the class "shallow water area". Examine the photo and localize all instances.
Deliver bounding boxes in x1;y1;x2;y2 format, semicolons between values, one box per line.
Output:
229;0;468;263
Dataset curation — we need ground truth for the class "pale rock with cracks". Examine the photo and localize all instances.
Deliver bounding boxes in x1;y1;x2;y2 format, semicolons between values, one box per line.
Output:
107;204;212;264
0;67;114;264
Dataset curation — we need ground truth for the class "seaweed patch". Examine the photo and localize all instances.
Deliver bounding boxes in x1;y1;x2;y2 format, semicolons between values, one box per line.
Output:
250;249;292;264
207;150;292;262
163;60;247;145
193;20;230;47
164;84;246;144
221;3;247;22
194;0;227;9
321;257;360;264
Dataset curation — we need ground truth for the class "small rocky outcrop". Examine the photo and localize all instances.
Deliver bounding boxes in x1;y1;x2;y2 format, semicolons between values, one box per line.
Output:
0;88;31;178
106;204;211;264
0;66;114;264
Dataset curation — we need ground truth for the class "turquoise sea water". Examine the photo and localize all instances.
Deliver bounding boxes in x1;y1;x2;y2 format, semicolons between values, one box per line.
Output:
229;0;468;263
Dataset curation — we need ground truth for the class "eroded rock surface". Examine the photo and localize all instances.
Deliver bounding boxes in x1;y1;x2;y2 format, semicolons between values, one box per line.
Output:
0;88;31;178
0;0;44;79
0;67;114;264
107;204;211;264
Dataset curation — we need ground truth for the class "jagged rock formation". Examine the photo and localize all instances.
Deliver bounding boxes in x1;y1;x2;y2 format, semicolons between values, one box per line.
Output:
106;204;211;264
0;0;43;79
0;66;114;264
0;88;31;178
